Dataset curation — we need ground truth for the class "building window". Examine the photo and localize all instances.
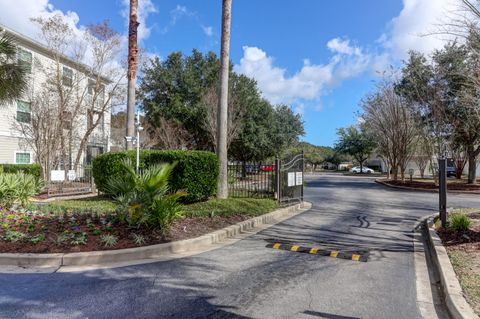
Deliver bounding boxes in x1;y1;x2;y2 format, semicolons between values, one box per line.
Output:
87;79;96;96
62;67;73;86
62;111;72;129
15;152;31;164
87;110;104;132
16;100;31;123
87;79;105;108
17;48;32;73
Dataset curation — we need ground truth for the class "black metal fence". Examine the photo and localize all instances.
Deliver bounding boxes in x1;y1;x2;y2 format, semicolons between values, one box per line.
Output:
228;152;304;204
228;162;275;198
46;164;94;198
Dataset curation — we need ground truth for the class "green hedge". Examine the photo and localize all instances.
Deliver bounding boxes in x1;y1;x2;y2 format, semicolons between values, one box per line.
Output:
93;150;219;203
0;164;42;179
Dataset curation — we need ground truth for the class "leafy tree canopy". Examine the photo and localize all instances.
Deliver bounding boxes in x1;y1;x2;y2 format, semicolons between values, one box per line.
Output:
139;50;304;161
335;126;376;170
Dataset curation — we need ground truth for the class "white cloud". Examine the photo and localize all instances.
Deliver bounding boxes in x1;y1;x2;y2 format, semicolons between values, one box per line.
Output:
121;0;158;42
0;0;81;39
161;5;195;34
235;38;374;105
327;38;362;56
202;25;213;37
381;0;459;59
294;103;305;116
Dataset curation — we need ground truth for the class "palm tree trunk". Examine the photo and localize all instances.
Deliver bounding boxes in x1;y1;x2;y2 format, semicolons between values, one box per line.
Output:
216;0;232;199
126;0;139;150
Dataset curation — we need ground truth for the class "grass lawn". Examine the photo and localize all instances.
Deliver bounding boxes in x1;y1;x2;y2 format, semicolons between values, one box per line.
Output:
437;209;480;315
31;196;117;215
448;249;480;315
32;197;278;218
183;198;278;218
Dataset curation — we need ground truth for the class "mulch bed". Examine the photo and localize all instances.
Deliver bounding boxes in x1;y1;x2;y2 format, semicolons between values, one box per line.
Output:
384;179;480;191
437;212;480;247
0;211;253;254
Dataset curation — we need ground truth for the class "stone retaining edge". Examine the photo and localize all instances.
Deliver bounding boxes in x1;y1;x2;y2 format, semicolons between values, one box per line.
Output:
0;202;312;268
424;217;479;319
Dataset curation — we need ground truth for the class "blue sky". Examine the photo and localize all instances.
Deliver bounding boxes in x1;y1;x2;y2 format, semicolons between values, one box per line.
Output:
0;0;457;146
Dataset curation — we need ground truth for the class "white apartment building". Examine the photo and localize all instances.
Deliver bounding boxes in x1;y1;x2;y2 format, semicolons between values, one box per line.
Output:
0;25;111;168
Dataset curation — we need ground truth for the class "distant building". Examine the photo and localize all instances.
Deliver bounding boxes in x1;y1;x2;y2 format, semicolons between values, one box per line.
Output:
0;25;111;167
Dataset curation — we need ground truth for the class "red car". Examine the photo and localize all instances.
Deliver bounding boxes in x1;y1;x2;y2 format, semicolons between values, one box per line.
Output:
259;165;275;172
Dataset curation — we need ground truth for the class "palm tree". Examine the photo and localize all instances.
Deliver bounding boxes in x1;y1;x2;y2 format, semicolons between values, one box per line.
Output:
0;30;27;104
216;0;232;199
126;0;139;150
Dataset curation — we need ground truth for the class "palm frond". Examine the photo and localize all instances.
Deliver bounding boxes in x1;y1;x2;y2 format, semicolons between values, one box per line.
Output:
0;34;28;104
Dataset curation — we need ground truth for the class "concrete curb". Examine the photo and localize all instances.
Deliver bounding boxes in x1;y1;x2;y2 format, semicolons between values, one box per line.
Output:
375;179;480;195
0;202;312;268
424;217;479;319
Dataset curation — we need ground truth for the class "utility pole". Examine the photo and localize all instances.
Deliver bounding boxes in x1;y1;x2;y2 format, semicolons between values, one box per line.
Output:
216;0;232;199
126;0;139;150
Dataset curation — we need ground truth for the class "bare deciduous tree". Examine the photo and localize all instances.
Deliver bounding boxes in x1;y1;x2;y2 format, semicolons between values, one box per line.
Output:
15;15;125;179
201;85;245;150
413;133;433;179
141;117;192;150
362;83;419;181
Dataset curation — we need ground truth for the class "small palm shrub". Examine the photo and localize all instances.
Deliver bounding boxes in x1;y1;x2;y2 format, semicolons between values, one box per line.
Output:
0;172;43;208
105;159;184;235
448;213;471;232
100;234;118;248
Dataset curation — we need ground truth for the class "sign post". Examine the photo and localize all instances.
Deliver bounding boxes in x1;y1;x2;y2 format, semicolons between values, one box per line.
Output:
409;169;414;183
438;158;448;228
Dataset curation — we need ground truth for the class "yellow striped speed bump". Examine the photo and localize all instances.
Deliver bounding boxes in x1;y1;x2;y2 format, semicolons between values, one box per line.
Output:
266;243;369;262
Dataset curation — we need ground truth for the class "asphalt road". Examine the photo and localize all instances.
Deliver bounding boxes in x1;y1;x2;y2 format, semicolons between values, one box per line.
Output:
1;174;480;319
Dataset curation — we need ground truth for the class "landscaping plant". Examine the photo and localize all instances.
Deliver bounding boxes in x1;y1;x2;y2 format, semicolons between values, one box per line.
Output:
448;213;472;232
100;234;118;248
93;150;219;203
0;172;43;208
105;159;184;234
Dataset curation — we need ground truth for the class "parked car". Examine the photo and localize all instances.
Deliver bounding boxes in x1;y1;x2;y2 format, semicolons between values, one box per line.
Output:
446;166;456;177
351;166;374;174
259;165;275;172
245;165;259;174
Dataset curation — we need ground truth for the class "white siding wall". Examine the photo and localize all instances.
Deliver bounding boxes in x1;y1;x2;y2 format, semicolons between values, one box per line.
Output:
0;35;112;165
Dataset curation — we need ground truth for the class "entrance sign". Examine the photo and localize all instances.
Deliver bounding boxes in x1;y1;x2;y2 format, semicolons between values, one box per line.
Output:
288;172;296;187
296;172;303;186
67;170;77;181
50;170;65;182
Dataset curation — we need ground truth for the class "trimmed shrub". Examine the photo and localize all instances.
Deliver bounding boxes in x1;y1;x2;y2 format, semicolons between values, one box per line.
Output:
448;213;471;232
0;164;42;179
93;150;219;203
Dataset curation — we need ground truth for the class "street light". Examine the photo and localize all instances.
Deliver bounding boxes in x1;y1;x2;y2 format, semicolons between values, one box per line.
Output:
124;111;143;174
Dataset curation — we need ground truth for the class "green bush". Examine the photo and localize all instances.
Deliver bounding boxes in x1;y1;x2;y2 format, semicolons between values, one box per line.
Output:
93;150;219;203
448;213;471;232
105;159;184;234
0;164;41;179
0;173;44;208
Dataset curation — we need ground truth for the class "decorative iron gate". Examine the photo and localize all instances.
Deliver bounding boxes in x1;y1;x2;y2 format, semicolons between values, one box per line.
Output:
46;164;94;198
276;151;304;204
228;152;304;204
